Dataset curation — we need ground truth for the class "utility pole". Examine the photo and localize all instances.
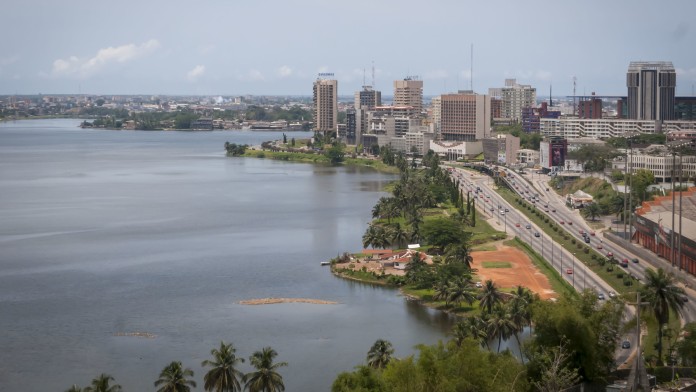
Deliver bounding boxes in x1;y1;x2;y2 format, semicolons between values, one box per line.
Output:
627;292;651;392
678;153;683;270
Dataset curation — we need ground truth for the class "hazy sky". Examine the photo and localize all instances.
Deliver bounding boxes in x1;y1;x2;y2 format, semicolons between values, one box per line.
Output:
2;0;695;97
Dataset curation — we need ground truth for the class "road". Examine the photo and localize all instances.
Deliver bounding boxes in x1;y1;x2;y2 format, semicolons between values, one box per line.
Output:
450;166;640;366
504;168;696;324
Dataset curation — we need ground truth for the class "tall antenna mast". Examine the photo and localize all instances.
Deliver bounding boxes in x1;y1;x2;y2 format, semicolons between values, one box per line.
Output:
470;44;474;91
363;68;366;87
572;76;577;116
550;84;553;106
371;60;375;87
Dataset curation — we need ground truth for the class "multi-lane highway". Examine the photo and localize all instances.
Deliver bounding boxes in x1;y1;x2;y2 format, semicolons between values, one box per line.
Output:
500;167;696;323
449;164;695;366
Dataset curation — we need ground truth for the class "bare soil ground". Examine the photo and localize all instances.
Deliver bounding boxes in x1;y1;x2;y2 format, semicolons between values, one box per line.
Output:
472;243;557;300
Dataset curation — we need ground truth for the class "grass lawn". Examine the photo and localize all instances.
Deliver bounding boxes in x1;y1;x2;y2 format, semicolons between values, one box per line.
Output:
401;286;480;315
468;216;507;245
481;261;512;268
504;238;577;299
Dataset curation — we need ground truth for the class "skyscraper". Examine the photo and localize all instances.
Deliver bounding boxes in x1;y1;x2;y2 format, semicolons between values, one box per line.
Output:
313;75;338;136
440;91;491;141
393;78;423;114
626;61;676;121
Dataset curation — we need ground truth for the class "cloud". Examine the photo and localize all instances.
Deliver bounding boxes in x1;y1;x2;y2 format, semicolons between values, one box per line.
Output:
277;65;292;78
187;65;205;81
49;39;160;78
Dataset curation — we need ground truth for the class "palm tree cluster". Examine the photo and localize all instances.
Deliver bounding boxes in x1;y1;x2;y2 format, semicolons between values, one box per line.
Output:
65;342;287;392
363;148;465;250
452;284;535;360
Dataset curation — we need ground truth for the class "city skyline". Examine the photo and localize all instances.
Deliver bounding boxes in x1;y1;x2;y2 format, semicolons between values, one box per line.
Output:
2;0;696;96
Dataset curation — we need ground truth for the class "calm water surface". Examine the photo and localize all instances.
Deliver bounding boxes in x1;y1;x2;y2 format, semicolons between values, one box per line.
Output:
0;119;456;391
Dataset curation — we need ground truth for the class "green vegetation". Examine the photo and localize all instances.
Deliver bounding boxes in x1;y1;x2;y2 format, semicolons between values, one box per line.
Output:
495;124;543;150
566;144;620;172
606;133;667;148
481;261;512;268
332;339;529;392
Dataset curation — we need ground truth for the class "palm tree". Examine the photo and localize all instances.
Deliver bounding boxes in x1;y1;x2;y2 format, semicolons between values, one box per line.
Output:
244;347;288;392
462;315;491;350
84;374;121;392
508;299;528;362
65;385;83;392
447;277;477;309
451;321;469;347
362;224;378;249
582;203;601;221
487;305;517;353
479;279;502;315
433;278;451;306
641;268;686;364
155;361;196;392
444;241;473;269
389;223;409;249
366;339;394;369
202;341;245;392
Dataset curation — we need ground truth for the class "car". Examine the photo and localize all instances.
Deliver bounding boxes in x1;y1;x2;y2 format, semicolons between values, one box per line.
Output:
631;258;639;263
544;205;549;209
526;224;531;229
622;340;631;349
505;208;509;212
566;268;573;274
598;293;605;300
544;209;549;212
682;295;689;303
490;207;495;211
608;291;616;299
534;232;540;237
500;212;505;216
546;187;550;191
584;237;591;244
590;231;596;236
597;244;603;249
552;208;556;212
560;221;565;225
607;252;613;257
475;281;482;288
579;229;585;235
620;259;628;268
515;223;521;227
568;221;573;225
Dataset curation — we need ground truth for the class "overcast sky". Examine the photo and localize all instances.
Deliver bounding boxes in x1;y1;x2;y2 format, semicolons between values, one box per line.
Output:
1;0;695;97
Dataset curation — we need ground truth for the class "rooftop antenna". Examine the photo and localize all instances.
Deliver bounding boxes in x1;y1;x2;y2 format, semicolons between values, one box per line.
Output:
371;60;375;87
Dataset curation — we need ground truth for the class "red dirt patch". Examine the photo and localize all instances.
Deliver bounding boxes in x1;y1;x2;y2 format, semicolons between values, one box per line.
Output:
472;244;556;300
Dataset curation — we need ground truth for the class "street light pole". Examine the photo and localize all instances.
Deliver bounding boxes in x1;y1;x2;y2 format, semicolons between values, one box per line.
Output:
572;252;576;288
678;153;683;271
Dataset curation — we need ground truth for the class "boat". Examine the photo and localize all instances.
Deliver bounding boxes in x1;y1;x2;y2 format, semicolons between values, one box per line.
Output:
320;261;331;266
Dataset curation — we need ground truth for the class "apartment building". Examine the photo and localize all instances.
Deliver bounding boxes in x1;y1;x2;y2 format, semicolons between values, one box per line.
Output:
313;76;338;135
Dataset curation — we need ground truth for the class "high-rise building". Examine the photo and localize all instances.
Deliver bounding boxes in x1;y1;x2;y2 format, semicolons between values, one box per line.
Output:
431;96;442;139
578;93;603;119
313;75;338;135
440;91;491;141
501;79;536;122
627;61;676;121
393;78;423;114
354;86;381;110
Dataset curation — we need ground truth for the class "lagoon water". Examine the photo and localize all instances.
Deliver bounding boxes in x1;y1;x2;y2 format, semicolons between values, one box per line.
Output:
0;119;456;391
